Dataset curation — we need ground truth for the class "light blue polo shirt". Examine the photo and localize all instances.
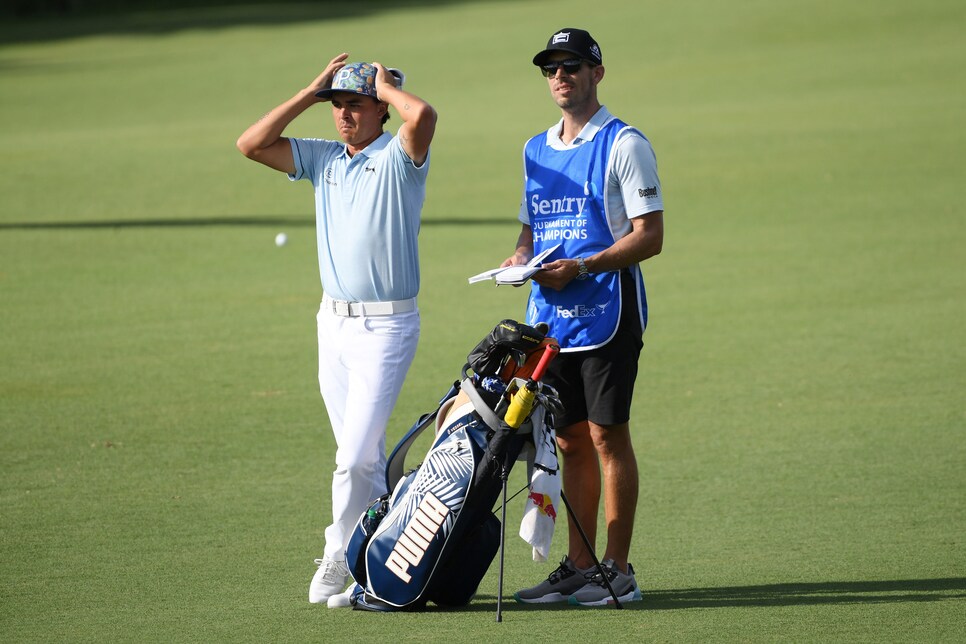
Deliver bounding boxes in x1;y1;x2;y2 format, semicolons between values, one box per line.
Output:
289;132;429;302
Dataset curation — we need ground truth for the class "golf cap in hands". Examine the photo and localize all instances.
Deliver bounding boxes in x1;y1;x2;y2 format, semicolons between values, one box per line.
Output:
316;62;405;100
532;28;602;66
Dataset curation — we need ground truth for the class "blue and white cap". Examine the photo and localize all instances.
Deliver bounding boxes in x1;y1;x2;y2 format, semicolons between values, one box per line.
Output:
316;62;405;100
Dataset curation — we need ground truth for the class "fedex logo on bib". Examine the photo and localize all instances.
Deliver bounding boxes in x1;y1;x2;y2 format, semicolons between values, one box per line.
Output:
556;302;609;319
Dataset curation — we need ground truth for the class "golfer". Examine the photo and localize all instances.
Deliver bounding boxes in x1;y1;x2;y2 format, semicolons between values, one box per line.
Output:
236;53;437;607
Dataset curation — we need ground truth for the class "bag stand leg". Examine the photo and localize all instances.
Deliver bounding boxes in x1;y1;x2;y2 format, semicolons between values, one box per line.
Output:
559;490;623;609
496;465;509;622
495;487;621;620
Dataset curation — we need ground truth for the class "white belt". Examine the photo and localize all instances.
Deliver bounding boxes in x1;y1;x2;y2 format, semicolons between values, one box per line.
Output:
323;294;417;317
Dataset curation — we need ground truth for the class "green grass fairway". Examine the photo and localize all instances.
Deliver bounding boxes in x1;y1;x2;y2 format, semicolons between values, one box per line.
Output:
2;1;964;641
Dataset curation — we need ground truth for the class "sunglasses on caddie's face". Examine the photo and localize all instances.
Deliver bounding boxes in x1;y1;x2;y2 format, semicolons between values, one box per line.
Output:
540;59;585;77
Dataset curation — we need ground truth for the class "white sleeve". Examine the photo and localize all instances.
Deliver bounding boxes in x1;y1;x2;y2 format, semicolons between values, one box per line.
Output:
611;131;663;218
517;184;530;225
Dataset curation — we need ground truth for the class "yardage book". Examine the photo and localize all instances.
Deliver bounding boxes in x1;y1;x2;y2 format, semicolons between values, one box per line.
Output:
467;244;561;286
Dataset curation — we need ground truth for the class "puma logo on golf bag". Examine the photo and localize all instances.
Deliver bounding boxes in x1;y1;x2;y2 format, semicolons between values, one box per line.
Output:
385;492;451;583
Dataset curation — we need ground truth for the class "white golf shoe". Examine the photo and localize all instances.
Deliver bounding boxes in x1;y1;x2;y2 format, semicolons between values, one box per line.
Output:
326;583;359;608
309;557;349;604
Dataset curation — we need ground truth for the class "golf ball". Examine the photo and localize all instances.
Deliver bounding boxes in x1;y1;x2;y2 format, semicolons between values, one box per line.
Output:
275;232;288;247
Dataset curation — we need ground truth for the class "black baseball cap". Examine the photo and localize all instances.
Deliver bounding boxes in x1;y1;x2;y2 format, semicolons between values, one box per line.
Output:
532;28;602;66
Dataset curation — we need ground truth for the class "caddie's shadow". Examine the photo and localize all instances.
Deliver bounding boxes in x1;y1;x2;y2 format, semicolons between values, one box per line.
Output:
463;577;966;613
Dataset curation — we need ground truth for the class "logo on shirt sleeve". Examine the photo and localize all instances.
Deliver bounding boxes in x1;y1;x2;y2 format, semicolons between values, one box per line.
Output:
638;186;658;198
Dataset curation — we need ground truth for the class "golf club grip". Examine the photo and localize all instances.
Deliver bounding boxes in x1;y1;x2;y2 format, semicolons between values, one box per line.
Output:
529;343;559;383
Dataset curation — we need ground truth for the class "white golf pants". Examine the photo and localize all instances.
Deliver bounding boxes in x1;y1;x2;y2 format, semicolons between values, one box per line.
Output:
316;302;420;562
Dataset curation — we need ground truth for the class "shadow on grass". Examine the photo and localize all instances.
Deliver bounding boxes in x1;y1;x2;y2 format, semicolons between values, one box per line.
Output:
457;578;966;613
0;216;511;229
641;578;966;610
0;1;516;47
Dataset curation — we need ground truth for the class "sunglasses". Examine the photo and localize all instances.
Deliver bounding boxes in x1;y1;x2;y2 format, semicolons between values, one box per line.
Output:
540;58;586;77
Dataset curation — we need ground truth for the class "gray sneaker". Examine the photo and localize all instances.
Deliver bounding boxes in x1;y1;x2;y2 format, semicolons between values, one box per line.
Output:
568;559;642;607
514;556;591;603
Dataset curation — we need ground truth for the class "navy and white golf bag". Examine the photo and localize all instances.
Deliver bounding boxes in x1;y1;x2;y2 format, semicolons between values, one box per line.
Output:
344;320;562;611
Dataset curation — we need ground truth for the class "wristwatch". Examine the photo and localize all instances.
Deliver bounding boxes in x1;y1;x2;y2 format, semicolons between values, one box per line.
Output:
575;257;590;281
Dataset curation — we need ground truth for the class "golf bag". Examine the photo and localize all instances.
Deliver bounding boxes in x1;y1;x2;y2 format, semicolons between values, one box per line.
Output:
343;320;562;611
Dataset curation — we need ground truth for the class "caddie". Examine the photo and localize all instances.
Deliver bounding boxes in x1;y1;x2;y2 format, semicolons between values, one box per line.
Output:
500;28;665;607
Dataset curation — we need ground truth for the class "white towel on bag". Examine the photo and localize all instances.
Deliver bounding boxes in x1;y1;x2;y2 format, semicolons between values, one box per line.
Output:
518;406;561;562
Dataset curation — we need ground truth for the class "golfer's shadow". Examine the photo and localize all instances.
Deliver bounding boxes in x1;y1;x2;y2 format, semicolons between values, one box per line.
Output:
467;578;966;612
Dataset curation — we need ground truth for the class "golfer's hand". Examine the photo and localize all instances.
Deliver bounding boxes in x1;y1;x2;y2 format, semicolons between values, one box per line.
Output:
531;259;579;291
372;62;398;100
307;53;349;99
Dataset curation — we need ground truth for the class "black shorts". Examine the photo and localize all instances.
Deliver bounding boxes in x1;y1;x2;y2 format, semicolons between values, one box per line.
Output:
542;271;644;429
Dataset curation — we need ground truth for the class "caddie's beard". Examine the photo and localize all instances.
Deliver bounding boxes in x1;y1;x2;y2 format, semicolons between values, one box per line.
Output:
552;84;592;112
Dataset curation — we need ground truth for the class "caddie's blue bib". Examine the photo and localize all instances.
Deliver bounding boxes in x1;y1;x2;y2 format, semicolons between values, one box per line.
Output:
524;118;642;350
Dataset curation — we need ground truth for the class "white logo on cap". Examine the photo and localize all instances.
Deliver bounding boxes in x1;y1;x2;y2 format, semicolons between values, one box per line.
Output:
552;31;570;44
590;44;601;60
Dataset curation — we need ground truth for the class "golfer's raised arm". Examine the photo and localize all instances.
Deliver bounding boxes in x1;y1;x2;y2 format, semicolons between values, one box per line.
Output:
236;54;349;173
373;62;437;166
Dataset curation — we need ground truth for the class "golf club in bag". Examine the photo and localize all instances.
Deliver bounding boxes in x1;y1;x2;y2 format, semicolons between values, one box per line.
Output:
341;319;623;613
343;319;555;611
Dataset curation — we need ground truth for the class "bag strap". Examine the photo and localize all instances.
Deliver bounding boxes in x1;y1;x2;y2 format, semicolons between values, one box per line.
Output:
459;377;505;431
384;378;512;491
385;384;458;491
